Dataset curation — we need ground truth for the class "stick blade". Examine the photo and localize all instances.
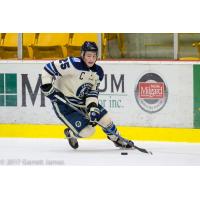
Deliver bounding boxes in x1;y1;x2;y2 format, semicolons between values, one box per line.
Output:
134;145;153;155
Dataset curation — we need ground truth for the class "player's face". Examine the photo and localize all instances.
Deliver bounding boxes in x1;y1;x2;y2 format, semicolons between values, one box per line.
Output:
83;51;97;68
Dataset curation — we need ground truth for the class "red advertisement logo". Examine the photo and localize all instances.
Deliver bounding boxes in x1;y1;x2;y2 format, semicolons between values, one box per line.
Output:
135;73;168;113
139;82;164;99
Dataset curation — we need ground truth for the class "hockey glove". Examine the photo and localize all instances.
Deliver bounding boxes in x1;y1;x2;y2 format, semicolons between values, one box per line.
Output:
87;103;100;127
40;83;65;102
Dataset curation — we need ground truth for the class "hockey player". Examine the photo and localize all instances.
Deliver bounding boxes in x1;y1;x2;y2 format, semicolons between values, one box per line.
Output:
40;41;134;149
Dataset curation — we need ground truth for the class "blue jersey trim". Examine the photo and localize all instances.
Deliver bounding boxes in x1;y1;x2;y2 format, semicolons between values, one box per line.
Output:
44;66;55;76
69;57;89;72
67;96;85;105
51;62;62;76
90;64;104;81
86;94;98;98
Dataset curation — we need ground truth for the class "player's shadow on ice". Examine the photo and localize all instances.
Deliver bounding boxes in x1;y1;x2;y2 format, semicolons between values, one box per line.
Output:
72;149;121;153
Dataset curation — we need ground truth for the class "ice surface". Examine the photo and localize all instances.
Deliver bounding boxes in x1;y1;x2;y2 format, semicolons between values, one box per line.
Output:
0;138;200;166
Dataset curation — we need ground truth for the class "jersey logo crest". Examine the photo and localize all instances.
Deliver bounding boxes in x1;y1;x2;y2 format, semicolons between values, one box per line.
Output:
76;83;93;98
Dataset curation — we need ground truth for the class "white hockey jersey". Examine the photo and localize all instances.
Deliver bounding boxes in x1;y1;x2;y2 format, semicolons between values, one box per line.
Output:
41;57;104;108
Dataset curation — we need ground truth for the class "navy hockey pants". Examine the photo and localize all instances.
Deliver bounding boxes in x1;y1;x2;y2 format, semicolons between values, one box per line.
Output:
52;100;107;136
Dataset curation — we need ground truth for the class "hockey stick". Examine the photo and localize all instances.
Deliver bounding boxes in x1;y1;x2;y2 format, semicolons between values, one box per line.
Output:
54;95;153;155
133;146;152;154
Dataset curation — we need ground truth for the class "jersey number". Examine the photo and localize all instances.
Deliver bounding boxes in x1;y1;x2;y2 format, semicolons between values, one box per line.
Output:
59;59;70;69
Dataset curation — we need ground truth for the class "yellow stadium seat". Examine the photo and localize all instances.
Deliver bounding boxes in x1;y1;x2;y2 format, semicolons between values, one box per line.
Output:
0;33;17;46
0;33;30;59
23;33;35;59
0;33;18;59
65;33;98;57
0;33;98;59
30;33;69;59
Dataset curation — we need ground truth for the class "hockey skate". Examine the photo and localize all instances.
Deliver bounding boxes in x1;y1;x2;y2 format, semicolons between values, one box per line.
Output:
107;134;134;149
64;128;79;149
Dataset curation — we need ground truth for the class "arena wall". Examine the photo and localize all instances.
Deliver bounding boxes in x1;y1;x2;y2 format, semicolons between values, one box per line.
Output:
0;60;200;142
